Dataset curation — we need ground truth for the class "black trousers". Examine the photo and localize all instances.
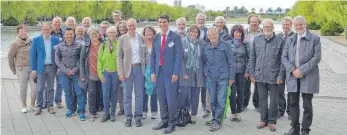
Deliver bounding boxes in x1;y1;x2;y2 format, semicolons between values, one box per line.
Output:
257;82;279;124
88;80;102;115
278;82;290;115
244;79;259;108
229;73;245;114
289;79;313;133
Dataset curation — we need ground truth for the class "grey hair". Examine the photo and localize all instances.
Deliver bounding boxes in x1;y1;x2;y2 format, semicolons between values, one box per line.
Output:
75;26;86;32
176;17;186;25
82;17;92;23
66;16;76;24
100;21;110;25
262;19;274;27
195;13;206;20
106;26;117;33
293;16;307;24
281;16;293;24
52;16;62;23
215;16;226;24
87;25;100;34
207;26;218;34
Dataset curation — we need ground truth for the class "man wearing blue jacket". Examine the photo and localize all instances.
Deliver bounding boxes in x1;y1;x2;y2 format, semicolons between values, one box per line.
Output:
203;27;236;131
30;23;60;115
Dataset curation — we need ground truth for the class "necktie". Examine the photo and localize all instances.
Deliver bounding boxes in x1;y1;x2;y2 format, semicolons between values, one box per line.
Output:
295;35;301;67
160;33;167;65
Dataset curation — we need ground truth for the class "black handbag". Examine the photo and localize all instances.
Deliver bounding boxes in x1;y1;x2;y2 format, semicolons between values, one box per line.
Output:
174;107;191;127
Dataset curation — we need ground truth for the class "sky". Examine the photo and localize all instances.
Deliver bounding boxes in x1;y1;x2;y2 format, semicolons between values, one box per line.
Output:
156;0;297;11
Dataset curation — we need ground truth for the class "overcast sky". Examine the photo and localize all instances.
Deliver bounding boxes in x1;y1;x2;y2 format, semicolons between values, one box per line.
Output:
156;0;297;11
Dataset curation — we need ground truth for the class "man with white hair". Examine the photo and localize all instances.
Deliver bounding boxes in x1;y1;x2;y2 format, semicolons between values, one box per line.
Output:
277;16;295;120
249;19;285;132
282;16;321;135
214;16;229;41
82;17;92;40
175;17;186;38
75;26;88;46
82;17;92;30
203;27;236;131
66;16;76;30
50;16;64;109
117;18;147;127
196;13;208;41
195;13;211;118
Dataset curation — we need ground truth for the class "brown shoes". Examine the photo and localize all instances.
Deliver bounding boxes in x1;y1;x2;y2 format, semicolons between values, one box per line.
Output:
47;107;56;114
35;108;42;115
269;124;276;132
256;121;268;129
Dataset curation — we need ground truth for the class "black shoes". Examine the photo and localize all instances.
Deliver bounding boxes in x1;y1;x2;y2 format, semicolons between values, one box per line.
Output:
284;127;300;135
124;119;132;127
163;125;175;134
152;121;168;130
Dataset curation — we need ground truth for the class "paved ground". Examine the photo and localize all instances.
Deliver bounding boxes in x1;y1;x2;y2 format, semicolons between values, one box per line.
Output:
1;36;347;135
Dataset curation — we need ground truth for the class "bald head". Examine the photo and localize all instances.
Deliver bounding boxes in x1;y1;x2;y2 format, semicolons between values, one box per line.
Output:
107;26;118;40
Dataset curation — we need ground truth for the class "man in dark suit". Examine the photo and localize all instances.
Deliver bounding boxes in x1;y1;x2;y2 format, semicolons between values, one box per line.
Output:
30;23;60;115
277;16;296;120
283;16;321;135
151;14;182;134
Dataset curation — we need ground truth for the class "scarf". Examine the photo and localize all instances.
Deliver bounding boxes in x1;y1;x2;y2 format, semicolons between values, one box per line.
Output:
17;36;31;46
185;37;200;71
231;38;243;47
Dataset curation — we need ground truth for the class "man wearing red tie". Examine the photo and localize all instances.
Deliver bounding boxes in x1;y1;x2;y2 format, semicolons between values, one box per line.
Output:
151;14;182;134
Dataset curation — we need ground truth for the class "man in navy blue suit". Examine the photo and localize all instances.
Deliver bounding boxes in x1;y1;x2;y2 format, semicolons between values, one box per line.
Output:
151;14;182;134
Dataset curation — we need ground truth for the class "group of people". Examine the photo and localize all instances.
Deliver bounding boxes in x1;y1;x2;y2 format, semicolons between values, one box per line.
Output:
8;9;320;135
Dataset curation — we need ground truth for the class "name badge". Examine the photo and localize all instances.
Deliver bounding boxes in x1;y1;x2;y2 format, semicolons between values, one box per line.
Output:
168;42;174;48
184;48;188;52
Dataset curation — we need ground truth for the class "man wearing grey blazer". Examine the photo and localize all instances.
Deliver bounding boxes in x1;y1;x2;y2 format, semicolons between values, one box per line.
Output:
277;16;296;120
117;18;147;127
282;16;321;135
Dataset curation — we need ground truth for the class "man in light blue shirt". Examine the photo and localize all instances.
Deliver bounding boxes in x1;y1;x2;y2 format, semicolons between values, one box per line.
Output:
30;23;60;115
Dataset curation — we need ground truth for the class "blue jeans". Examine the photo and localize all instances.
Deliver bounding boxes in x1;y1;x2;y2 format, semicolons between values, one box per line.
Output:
143;86;158;113
60;73;86;114
123;66;144;121
55;74;63;103
208;78;228;125
102;71;120;115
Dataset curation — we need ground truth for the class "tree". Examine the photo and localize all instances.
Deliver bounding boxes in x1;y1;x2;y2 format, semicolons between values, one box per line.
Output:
276;7;282;14
121;1;133;19
267;7;273;14
240;6;248;14
251;8;256;13
259;8;264;13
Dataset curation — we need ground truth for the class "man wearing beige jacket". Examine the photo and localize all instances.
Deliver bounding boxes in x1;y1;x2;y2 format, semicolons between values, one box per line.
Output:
117;18;147;127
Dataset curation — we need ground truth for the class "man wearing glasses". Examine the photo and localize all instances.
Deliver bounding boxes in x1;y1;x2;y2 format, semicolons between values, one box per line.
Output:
249;19;285;132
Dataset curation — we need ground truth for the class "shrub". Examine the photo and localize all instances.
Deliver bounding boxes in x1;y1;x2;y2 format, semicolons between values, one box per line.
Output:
24;18;38;26
3;16;19;26
307;22;321;30
320;21;344;36
345;28;347;40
